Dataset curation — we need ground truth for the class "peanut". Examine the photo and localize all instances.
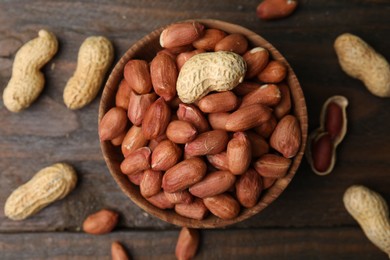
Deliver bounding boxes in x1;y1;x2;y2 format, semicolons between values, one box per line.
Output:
257;60;287;83
225;103;272;132
166;120;198;144
175;198;209;220
185;130;229;156
127;91;157;126
120;147;151;175
151;140;182;171
140;169;163;198
4;163;77;220
115;80;132;110
189;171;236;198
150;52;178;101
146;191;174;209
270;115;301;158
164;190;193;205
240;83;281;107
175;227;200;260
254;153;291;178
162;158;207;193
256;0;298;20
177;104;210;133
343;185;390;257
197;91;238;113
63;36;113;109
176;51;246;103
334;33;390;97
111;241;130;260
124;59;152;94
306;96;348;175
325;102;343;140
83;209;119;235
203;193;240;220
99;107;128;141
243;47;269;78
236;168;263;208
227;132;252;175
142;97;171;139
3;30;58;112
274;83;291;119
121;125;148;157
310;133;333;173
160;21;205;49
214;33;249;55
192;28;227;51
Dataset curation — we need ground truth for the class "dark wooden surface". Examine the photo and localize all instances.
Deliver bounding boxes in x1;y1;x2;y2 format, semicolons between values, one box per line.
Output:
0;0;389;259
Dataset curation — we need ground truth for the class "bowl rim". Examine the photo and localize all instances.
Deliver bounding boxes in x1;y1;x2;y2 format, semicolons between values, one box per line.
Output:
99;19;308;228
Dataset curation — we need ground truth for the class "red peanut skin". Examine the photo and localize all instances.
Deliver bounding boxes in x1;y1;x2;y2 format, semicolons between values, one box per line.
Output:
214;33;248;55
243;47;270;79
115;79;132;110
121;126;148;157
189;171;236;198
203;193;240;220
124;60;152;94
162;157;207;193
151;140;182;171
175;198;209;220
140;170;163;198
142;98;171;140
311;133;333;173
120;147;151;175
166;120;198;144
150;53;178;101
197;91;238;113
227;132;252;175
257;60;287;83
325;102;343;140
83;209;119;235
164;190;193;204
236;168;263;208
256;0;298;20
99;107;128;141
177;104;210;133
160;21;204;48
147;191;174;209
185;130;229;156
127;91;157;126
175;227;200;260
192;29;227;51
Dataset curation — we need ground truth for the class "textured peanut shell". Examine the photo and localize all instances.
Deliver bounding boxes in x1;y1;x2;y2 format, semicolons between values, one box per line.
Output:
176;51;246;103
334;33;390;97
64;36;114;109
4;163;77;220
343;185;390;257
3;30;58;112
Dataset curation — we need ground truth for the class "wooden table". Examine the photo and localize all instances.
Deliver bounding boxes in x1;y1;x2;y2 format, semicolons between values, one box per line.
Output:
0;1;389;259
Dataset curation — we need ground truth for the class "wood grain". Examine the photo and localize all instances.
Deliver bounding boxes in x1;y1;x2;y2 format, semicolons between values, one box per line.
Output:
0;228;387;260
0;0;389;258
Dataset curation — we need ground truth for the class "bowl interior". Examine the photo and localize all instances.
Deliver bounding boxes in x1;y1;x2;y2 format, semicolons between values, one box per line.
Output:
99;19;308;228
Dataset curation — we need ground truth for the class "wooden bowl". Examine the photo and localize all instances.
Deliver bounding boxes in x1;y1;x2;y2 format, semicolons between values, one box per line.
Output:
98;19;308;228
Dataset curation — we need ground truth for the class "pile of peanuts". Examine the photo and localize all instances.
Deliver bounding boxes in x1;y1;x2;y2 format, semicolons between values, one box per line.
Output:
99;21;302;220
